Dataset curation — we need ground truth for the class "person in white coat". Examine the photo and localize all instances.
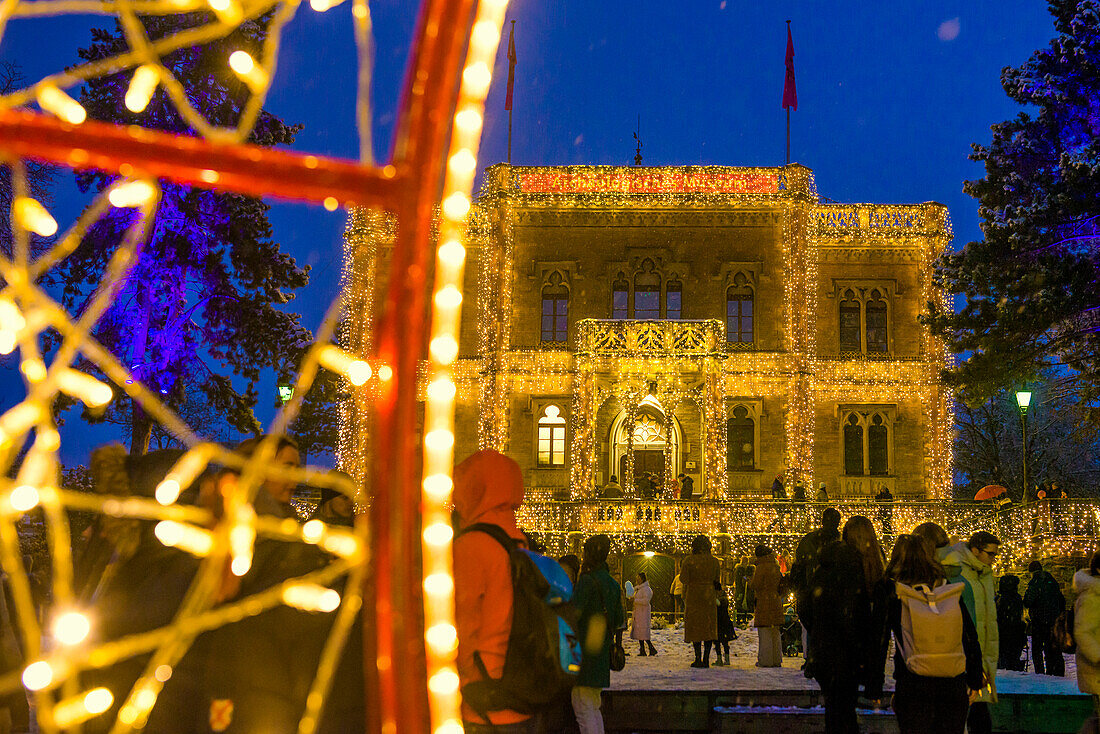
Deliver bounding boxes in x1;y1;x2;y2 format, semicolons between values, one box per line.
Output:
1074;552;1100;721
629;572;658;656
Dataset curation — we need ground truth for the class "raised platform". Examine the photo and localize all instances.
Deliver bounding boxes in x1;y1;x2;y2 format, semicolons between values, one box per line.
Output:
579;628;1092;733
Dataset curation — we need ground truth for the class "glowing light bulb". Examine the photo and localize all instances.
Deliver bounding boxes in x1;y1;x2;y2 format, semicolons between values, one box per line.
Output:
429;336;459;364
435;721;465;734
378;365;393;381
434;286;463;309
282;583;341;612
154;479;181;505
302;519;325;543
426;378;456;402
425;623;458;653
424;429;454;453
428;669;460;695
109;179;156;208
461;62;492;97
13;197;58;237
0;299;26;333
423;572;454;597
124;65;159;113
22;661;53;691
422;522;454;546
35;84;86;124
206;0;242;24
438;240;466;267
9;485;39;513
53;611;91;645
57;369;113;408
0;402;44;446
228;50;268;92
454;108;483;135
441;192;471;221
318;345;372;386
423;474;453;500
448;149;476;177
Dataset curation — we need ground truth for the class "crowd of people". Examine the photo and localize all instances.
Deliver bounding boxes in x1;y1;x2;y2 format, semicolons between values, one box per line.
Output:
3;441;1094;734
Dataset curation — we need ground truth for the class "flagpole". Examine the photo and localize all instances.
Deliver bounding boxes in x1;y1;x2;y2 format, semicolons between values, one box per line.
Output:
507;19;515;164
785;20;791;165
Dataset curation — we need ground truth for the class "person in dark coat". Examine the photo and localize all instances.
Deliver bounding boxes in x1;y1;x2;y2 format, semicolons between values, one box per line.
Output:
789;507;842;669
843;516;891;702
681;535;720;667
997;574;1027;671
887;534;984;734
802;519;872;734
714;581;736;666
572;534;623;734
1024;560;1066;676
678;473;694;500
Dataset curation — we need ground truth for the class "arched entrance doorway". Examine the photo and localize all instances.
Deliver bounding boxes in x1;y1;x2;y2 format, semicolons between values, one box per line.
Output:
608;396;683;495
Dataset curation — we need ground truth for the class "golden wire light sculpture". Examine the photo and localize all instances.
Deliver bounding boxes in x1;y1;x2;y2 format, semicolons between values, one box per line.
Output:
0;0;510;732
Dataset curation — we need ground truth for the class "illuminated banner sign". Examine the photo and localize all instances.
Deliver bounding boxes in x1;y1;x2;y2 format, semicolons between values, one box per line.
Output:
517;170;779;195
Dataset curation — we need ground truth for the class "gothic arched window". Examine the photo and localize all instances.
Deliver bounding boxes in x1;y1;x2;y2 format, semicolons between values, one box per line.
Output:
726;273;754;344
727;405;755;470
541;272;569;343
634;260;661;320
869;413;889;475
839;289;861;353
666;278;682;320
866;290;888;353
612;272;629;319
844;413;864;476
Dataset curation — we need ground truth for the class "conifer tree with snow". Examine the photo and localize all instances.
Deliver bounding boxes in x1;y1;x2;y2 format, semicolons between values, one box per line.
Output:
928;0;1100;404
52;15;330;455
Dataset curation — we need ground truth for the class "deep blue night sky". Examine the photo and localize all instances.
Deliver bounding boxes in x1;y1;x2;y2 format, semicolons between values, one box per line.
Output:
0;1;1059;464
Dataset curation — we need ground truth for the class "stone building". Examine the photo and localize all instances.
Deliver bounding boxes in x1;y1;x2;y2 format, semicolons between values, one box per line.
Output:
452;164;953;514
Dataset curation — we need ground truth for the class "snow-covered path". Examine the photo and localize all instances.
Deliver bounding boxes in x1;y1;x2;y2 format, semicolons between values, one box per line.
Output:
610;625;1082;697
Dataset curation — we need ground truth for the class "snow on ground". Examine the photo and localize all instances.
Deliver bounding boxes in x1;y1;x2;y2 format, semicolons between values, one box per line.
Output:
610;625;1082;696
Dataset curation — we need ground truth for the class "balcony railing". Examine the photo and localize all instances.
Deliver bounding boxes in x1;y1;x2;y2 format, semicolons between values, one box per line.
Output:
575;319;726;357
516;497;1100;568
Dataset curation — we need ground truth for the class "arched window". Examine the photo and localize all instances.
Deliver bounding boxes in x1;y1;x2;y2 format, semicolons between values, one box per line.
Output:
726;273;754;344
665;278;682;320
612;273;629;319
634;259;661;319
839;289;861;353
727;405;755;470
537;405;567;467
843;413;864;476
866;290;888;353
540;272;569;343
869;413;889;475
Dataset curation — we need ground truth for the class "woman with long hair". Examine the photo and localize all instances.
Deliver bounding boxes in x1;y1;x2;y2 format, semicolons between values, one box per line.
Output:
843;516;890;701
572;534;623;734
1073;551;1100;726
887;534;983;734
804;515;873;733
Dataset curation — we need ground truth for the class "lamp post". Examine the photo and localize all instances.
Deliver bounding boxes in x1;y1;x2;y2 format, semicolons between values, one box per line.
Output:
1015;390;1032;501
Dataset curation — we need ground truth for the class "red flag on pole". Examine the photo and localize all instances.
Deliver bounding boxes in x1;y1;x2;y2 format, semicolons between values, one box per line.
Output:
782;23;797;111
505;22;517;111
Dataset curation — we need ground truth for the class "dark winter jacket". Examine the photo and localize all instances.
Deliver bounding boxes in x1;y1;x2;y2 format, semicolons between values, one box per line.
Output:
717;590;736;642
997;576;1027;670
864;576;894;699
574;563;625;689
789;525;841;618
802;540;870;685
1024;570;1066;627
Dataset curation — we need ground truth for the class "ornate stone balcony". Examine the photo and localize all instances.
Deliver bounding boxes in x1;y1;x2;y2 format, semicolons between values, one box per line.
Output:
575;319;726;357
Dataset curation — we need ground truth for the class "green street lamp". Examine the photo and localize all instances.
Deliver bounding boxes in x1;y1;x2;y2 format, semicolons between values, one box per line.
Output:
278;384;293;405
1015;390;1032;501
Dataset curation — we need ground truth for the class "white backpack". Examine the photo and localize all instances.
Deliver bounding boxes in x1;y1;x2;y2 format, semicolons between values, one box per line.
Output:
895;581;966;677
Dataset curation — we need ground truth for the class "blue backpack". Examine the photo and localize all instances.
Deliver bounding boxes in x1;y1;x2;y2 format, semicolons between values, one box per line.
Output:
458;523;582;716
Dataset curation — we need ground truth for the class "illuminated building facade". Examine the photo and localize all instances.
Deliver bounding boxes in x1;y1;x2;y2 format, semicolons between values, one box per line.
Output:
456;163;952;505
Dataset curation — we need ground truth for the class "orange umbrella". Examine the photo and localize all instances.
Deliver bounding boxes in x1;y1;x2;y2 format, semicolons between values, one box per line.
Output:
974;485;1008;501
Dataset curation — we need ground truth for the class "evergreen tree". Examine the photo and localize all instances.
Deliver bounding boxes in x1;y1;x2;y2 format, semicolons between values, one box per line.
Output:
928;0;1100;404
52;14;318;454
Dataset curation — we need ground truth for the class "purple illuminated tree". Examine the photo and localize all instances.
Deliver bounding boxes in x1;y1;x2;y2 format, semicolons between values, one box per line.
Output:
51;14;320;454
928;0;1100;404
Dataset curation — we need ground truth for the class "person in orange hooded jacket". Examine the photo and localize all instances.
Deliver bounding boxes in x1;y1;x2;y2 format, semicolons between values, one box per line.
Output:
453;450;536;733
